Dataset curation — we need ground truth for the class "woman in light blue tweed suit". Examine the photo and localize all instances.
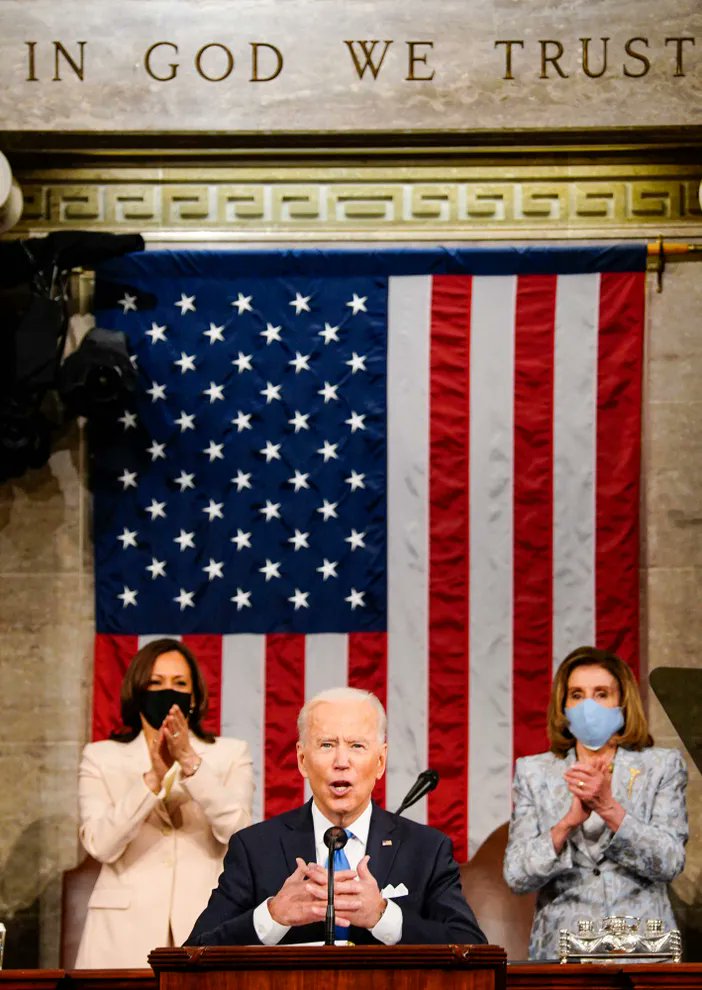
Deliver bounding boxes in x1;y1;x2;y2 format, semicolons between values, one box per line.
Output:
504;646;688;960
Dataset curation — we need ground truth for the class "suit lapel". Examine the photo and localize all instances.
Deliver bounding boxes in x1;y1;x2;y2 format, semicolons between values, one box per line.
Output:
276;802;403;886
365;804;400;890
280;801;316;873
544;750;577;821
122;735;174;826
132;732;152;770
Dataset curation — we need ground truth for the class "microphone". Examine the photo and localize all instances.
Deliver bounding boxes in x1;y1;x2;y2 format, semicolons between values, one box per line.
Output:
395;769;440;815
323;826;349;946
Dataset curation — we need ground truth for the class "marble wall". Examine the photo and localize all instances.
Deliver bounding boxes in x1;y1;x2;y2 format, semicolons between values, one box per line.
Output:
0;420;94;966
2;0;701;133
645;262;702;957
0;258;700;966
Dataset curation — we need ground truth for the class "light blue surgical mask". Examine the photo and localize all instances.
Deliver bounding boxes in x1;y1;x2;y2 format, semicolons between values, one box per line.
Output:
566;698;624;750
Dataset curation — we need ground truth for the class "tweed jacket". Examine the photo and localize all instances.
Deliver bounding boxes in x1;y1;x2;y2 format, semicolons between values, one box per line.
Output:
503;746;688;960
75;733;254;968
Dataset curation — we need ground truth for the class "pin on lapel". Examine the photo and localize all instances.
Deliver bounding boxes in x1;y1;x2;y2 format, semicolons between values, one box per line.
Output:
627;767;642;798
382;839;393;846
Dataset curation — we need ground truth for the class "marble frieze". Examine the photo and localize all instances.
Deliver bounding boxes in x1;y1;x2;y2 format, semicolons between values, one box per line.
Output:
0;0;700;134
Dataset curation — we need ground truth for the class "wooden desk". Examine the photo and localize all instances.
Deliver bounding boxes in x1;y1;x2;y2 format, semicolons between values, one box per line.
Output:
507;962;702;989
0;972;64;990
149;945;507;990
0;972;155;990
66;971;156;990
1;958;700;990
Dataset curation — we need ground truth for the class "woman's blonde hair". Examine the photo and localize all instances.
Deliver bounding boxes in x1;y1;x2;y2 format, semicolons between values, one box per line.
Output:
547;645;653;758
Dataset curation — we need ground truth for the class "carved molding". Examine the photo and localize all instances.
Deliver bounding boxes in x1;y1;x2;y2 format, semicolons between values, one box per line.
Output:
11;160;702;239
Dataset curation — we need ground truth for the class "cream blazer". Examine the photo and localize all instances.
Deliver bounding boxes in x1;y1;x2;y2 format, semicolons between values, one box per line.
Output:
75;733;254;969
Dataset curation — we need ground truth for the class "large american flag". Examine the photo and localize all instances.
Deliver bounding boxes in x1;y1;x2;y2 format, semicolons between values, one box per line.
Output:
91;245;646;861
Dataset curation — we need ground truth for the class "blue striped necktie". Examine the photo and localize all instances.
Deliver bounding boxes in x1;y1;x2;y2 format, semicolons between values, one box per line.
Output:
327;829;353;942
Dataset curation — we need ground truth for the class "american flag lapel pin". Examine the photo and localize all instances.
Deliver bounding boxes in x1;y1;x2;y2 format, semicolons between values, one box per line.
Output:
382;839;393;846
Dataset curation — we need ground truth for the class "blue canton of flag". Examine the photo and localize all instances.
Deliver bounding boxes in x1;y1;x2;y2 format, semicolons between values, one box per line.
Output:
92;252;387;634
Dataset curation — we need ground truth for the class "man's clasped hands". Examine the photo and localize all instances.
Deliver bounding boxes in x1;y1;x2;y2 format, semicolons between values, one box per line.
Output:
268;855;387;930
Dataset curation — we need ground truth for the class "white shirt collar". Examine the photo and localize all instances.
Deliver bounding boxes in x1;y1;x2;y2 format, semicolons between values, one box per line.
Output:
310;799;373;851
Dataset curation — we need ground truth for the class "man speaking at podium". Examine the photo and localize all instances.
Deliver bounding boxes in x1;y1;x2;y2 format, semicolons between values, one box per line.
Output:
187;687;486;946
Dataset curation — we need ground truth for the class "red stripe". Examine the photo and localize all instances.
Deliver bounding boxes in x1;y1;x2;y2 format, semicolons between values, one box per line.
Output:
181;634;222;735
348;632;388;807
512;275;556;760
427;274;471;863
92;634;138;740
265;633;306;818
595;271;644;678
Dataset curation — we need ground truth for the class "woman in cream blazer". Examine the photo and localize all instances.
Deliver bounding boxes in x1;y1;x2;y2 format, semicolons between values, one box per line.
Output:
75;639;254;969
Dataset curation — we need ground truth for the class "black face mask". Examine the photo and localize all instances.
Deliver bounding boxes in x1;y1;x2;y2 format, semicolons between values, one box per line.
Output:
140;689;192;730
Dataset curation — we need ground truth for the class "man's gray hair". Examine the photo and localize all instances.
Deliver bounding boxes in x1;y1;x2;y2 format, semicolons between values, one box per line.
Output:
297;687;387;744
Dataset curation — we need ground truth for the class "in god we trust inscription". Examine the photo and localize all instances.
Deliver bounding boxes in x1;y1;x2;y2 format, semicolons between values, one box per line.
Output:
1;0;700;134
20;35;699;86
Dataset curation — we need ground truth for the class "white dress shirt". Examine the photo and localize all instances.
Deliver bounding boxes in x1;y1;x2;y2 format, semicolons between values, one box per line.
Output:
253;801;403;944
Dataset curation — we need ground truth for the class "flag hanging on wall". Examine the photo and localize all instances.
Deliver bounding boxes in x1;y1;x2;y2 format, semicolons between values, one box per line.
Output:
91;244;646;861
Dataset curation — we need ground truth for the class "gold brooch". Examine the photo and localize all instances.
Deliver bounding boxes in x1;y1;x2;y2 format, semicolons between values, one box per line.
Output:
627;767;642;798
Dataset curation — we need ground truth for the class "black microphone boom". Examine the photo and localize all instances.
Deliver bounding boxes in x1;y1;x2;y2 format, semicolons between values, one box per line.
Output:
322;826;349;946
395;769;440;815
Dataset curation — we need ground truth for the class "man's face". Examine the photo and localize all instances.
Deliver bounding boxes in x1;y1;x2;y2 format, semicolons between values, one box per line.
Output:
296;698;387;826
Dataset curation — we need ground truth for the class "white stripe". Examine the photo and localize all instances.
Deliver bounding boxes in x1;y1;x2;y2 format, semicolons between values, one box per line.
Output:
137;634;175;647
552;274;599;673
467;275;516;855
386;275;430;823
221;634;266;823
303;634;349;800
304;635;349;700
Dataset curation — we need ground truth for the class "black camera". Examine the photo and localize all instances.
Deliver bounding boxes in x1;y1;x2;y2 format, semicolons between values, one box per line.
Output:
0;231;144;480
58;327;137;418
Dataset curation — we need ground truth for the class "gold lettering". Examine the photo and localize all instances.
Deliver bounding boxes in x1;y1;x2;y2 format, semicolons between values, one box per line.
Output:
405;41;434;81
665;36;695;77
494;40;524;80
623;37;650;77
144;42;179;81
539;40;568;79
343;40;393;79
581;36;609;78
52;41;86;81
250;42;283;82
195;43;234;82
25;41;38;82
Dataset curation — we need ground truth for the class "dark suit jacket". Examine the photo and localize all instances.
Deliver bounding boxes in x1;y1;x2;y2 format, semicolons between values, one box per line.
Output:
186;800;486;945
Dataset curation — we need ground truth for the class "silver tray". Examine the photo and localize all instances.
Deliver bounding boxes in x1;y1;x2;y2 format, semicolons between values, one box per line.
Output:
558;915;682;964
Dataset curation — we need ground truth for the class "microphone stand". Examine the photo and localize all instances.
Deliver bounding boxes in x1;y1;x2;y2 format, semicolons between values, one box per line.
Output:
325;857;336;946
323;826;348;946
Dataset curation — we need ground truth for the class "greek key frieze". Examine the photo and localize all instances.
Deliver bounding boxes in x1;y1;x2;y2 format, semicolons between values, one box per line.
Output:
11;169;702;237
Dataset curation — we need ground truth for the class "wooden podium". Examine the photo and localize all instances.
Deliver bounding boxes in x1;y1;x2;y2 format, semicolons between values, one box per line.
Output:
149;945;507;990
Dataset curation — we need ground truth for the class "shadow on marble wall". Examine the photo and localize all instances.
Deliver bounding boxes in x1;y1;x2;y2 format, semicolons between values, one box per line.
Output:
645;260;702;962
0;419;84;571
0;411;93;966
672;891;702;963
0;816;71;967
